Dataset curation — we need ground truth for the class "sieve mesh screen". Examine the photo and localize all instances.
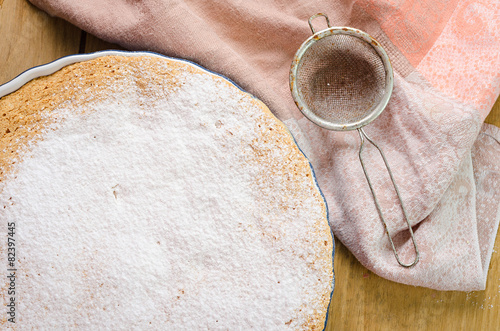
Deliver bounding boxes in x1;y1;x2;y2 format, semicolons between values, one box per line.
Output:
296;34;387;125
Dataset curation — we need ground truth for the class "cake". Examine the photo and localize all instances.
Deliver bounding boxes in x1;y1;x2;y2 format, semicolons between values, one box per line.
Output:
0;53;333;329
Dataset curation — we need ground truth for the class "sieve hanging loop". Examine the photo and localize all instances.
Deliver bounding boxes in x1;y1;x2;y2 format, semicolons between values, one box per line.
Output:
358;128;419;267
308;13;331;34
289;13;420;267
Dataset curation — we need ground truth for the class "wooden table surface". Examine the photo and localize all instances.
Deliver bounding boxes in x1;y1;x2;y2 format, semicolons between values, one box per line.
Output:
1;1;499;330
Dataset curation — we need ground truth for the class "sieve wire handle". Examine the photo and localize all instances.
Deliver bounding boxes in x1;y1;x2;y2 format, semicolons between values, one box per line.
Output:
357;128;419;267
308;13;331;34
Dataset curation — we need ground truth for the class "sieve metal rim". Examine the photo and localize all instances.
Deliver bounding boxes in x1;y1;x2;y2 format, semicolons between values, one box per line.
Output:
290;27;394;131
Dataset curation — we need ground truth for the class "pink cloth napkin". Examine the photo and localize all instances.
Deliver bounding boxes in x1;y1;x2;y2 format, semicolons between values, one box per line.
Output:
30;0;500;291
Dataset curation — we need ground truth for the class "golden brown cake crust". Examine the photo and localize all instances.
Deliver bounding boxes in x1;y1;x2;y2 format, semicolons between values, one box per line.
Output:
0;56;197;183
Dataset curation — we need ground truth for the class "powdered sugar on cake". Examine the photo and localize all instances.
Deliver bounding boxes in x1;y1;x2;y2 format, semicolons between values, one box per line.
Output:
0;56;332;329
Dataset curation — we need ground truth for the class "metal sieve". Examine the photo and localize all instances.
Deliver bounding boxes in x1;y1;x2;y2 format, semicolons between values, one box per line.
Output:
290;13;419;267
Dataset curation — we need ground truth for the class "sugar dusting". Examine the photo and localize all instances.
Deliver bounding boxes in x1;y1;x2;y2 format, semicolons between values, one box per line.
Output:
0;56;333;329
433;247;499;310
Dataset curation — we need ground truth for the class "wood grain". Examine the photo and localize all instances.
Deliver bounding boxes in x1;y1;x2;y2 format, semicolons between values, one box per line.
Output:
326;236;500;330
486;97;500;127
0;0;81;85
84;32;125;54
1;0;500;330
